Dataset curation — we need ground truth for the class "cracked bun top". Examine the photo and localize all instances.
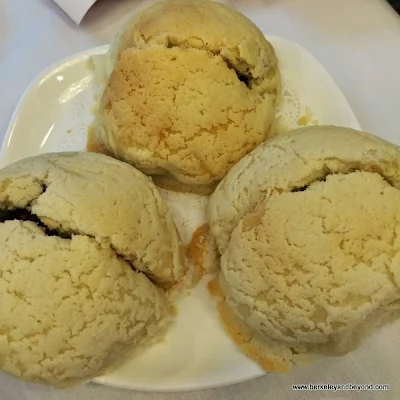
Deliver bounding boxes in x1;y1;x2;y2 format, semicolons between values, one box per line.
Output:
0;152;184;387
89;0;280;194
0;221;169;387
209;126;400;371
210;125;400;253
0;152;184;289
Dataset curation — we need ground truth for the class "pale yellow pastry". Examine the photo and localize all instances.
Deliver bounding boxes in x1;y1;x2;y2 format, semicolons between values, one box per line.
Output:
208;126;400;372
0;152;184;288
0;221;169;388
88;0;281;194
0;152;185;387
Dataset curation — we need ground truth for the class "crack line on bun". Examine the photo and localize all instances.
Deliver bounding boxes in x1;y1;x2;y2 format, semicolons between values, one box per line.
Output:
289;168;397;194
157;36;254;89
1;207;163;289
1;169;178;290
0;206;149;280
269;143;400;189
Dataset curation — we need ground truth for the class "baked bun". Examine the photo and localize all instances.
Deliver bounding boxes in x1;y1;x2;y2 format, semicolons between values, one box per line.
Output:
208;126;400;371
0;152;184;288
0;152;183;387
88;0;280;194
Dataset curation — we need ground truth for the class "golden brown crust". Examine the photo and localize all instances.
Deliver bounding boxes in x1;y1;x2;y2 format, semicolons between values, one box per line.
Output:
208;276;292;373
91;0;280;193
86;127;113;156
152;174;217;196
187;224;210;284
187;223;220;283
96;47;275;188
108;0;280;99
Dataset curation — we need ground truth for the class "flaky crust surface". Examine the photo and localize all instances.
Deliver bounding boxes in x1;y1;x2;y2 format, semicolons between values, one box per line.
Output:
90;0;280;194
0;152;187;386
209;126;400;253
0;224;168;387
0;152;184;288
208;126;400;371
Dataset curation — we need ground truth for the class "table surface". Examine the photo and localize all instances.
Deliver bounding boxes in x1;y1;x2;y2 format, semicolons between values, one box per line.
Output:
1;0;400;399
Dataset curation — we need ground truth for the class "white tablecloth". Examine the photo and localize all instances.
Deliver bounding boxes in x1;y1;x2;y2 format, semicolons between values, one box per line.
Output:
1;0;400;399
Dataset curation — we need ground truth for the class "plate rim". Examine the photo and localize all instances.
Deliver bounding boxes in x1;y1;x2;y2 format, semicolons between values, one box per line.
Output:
0;44;109;162
94;366;266;393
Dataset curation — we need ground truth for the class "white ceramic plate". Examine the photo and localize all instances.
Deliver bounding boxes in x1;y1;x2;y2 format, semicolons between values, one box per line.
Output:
0;36;363;392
